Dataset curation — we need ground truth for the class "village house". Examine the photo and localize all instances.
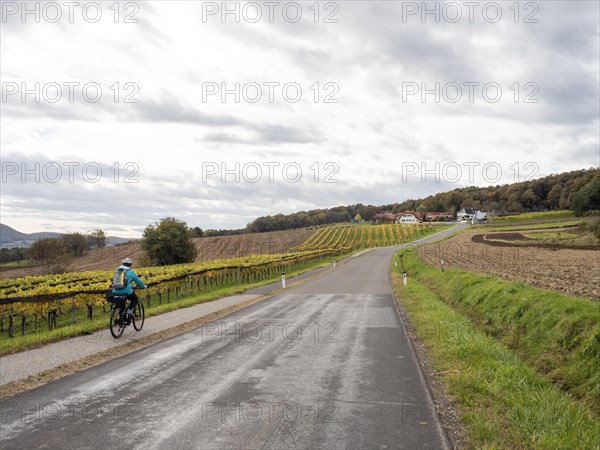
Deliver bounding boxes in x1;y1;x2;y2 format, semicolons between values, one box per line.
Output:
396;211;425;224
456;207;476;222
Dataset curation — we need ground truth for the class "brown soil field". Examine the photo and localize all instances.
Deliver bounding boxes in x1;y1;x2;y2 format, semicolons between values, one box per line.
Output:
0;229;315;280
418;230;600;300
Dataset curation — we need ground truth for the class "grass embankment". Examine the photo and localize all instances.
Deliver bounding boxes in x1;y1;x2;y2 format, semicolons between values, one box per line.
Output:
0;258;334;355
392;252;600;449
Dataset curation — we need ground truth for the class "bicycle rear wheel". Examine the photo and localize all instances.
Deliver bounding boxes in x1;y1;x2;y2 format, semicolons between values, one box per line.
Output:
132;302;145;331
110;306;126;338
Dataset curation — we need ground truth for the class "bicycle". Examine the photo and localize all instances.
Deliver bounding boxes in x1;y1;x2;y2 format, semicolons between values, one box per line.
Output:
107;290;145;338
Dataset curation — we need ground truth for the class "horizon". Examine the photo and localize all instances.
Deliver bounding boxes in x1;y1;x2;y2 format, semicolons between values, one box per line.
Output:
2;165;596;240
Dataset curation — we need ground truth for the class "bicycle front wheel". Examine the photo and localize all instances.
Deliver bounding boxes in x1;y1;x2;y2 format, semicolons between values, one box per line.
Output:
110;306;125;338
132;302;145;331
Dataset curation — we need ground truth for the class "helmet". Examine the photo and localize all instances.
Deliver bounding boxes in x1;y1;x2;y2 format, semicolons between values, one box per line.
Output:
122;258;133;267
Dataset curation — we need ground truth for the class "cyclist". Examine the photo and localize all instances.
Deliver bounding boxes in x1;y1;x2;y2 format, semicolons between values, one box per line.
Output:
112;258;146;319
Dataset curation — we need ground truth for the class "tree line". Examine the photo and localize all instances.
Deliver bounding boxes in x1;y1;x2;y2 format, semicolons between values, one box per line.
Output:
244;168;599;232
0;229;108;268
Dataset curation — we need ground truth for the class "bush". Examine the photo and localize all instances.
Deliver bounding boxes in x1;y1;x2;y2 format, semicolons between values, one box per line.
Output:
141;217;198;266
571;175;600;216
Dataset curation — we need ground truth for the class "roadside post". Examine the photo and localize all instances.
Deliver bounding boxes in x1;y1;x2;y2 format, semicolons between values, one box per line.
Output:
281;273;286;289
403;271;407;286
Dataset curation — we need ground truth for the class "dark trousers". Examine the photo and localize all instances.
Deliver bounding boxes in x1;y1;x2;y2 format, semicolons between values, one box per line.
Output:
127;292;139;311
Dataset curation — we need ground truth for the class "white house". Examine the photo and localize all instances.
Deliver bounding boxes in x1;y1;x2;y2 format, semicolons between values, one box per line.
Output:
397;213;421;224
456;208;476;222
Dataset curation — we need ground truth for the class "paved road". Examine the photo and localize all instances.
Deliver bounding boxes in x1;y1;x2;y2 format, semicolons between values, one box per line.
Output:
1;226;464;449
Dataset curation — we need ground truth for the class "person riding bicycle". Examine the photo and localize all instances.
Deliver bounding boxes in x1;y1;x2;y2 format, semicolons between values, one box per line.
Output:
111;258;146;319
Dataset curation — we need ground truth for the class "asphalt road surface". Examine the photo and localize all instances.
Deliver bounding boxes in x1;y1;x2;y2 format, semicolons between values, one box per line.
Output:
1;227;463;449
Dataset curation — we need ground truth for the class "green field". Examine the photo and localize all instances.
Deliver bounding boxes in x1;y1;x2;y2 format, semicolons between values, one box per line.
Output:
523;231;579;239
490;210;576;222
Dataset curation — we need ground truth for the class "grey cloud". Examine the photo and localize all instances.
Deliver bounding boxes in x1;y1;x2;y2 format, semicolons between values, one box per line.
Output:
256;124;323;144
130;97;244;126
201;123;323;145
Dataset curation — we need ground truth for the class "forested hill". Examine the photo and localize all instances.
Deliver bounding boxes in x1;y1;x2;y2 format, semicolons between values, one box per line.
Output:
246;168;599;232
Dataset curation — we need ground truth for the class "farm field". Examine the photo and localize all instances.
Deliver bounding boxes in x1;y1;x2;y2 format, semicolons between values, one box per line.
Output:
418;224;600;300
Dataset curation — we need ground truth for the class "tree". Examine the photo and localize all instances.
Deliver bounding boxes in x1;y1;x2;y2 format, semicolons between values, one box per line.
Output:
192;227;204;238
142;217;198;265
87;229;106;249
546;183;563;209
571;175;600;216
29;238;70;271
520;188;538;210
62;233;88;256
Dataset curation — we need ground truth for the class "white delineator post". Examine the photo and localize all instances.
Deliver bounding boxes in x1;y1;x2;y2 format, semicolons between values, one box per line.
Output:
281;273;286;289
333;260;336;268
403;271;407;286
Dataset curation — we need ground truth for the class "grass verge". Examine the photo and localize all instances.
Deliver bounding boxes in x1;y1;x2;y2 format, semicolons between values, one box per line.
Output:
396;250;600;416
392;264;600;449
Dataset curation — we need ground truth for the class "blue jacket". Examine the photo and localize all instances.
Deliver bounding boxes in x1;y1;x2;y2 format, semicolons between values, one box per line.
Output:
112;265;146;295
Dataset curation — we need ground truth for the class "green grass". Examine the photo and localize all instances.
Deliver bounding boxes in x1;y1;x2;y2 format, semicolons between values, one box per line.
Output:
474;219;583;232
392;262;600;449
0;257;334;355
523;231;579;239
0;260;37;268
395;250;600;416
490;211;576;223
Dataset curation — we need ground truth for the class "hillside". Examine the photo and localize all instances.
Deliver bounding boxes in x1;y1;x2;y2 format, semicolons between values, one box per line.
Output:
0;223;131;249
246;168;599;232
0;223;62;248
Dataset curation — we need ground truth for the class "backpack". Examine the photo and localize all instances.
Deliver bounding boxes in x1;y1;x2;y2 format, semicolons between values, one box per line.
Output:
112;268;130;290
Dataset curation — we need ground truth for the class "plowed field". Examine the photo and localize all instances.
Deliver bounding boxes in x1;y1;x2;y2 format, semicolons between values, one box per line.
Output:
418;230;600;300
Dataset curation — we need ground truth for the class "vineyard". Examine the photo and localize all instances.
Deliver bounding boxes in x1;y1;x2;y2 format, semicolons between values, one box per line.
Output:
0;249;336;342
0;229;314;280
291;223;438;252
0;223;442;346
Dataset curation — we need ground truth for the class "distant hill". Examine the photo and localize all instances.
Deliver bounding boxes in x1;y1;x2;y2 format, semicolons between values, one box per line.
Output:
0;223;132;248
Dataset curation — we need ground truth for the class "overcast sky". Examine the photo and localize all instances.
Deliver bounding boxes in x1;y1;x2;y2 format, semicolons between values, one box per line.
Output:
1;0;599;237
